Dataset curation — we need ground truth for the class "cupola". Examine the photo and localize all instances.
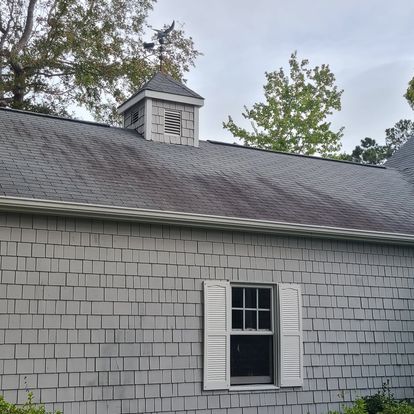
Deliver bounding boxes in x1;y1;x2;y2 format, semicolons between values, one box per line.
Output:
118;72;204;147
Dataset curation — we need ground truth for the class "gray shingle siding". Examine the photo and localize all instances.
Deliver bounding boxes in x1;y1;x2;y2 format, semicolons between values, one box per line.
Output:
151;100;197;146
0;213;413;413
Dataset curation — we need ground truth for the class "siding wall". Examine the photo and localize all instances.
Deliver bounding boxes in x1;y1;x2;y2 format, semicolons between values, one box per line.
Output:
0;213;413;414
151;100;196;147
123;102;145;134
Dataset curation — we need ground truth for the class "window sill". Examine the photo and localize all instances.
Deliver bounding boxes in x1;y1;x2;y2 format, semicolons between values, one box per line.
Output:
229;385;279;392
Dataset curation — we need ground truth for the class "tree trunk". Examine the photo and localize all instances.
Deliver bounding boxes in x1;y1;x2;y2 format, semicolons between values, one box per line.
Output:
11;62;26;109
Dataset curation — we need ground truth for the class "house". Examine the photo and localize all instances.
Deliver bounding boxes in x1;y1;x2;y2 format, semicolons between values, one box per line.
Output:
0;72;413;414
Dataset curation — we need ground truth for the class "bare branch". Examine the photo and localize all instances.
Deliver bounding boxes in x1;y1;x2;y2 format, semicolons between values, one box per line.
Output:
14;0;38;53
35;71;76;78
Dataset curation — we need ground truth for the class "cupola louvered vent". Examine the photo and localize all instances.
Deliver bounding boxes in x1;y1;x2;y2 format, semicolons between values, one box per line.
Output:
164;110;181;136
132;111;139;124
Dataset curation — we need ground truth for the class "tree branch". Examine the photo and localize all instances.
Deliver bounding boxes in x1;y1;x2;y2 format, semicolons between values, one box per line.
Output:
0;13;12;49
14;0;38;53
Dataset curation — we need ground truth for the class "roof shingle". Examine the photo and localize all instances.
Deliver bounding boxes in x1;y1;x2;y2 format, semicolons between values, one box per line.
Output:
1;108;414;235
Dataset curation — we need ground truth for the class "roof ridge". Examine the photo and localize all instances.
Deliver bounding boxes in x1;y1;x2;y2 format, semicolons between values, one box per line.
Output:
157;72;201;97
206;140;387;169
142;71;203;99
0;107;111;128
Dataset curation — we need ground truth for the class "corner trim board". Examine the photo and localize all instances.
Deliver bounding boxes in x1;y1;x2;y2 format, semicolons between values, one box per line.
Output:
0;196;413;245
144;98;152;141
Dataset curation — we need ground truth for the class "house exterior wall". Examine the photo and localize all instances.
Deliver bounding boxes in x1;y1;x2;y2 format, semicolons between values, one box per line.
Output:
0;213;413;414
122;99;197;146
123;101;145;134
151;99;197;147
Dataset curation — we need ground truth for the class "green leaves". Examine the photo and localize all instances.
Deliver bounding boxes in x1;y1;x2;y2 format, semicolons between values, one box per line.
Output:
343;119;414;165
0;0;201;123
405;77;414;110
223;51;344;157
0;392;62;414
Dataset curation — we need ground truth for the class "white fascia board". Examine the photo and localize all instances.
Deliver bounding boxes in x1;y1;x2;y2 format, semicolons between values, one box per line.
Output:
118;90;204;114
0;196;413;245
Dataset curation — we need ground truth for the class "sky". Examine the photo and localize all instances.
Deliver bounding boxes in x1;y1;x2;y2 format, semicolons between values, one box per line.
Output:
147;0;414;152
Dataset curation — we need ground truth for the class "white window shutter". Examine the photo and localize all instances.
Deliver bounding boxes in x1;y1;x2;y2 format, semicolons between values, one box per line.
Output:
203;280;230;390
279;284;303;387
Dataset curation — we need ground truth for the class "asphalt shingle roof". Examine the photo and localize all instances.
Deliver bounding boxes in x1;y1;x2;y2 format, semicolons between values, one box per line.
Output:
120;72;203;109
385;138;414;184
1;108;414;235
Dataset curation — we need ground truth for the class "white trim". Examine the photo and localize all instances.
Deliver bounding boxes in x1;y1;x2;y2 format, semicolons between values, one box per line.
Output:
144;98;152;141
0;196;413;245
229;385;279;392
194;107;200;147
203;280;231;390
279;284;303;387
118;89;204;114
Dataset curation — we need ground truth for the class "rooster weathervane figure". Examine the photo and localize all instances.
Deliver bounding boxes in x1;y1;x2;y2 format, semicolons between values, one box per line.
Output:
143;21;175;72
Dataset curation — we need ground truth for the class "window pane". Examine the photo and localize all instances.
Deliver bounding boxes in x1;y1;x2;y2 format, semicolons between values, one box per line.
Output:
231;335;273;384
232;310;243;330
259;310;271;330
245;288;257;308
232;287;243;308
245;310;257;330
259;289;271;309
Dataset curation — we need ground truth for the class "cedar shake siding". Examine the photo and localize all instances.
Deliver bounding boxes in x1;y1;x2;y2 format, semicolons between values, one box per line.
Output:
0;213;413;414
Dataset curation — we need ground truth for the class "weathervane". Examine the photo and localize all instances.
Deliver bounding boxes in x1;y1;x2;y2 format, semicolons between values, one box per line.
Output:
143;21;175;72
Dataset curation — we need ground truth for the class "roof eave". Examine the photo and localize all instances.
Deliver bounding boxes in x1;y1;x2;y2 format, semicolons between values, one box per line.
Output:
1;196;413;245
118;90;204;114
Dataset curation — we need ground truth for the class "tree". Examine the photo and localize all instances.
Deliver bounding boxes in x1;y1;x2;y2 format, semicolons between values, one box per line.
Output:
385;119;414;154
0;0;200;123
223;52;344;157
344;119;414;165
405;77;414;110
340;137;389;165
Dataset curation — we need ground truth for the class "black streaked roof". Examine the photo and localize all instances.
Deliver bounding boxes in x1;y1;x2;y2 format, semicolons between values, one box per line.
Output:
1;108;414;235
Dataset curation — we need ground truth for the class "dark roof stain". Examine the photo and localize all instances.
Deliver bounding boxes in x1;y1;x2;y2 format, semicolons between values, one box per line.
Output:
1;108;414;235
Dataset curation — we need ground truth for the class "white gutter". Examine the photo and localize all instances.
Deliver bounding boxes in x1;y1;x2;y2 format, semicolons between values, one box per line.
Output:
0;196;413;245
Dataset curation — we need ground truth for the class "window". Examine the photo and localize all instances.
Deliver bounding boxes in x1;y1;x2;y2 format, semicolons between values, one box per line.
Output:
203;281;302;390
231;286;274;385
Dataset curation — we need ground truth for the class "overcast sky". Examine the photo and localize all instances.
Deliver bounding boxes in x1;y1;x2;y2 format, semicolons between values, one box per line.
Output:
148;0;414;152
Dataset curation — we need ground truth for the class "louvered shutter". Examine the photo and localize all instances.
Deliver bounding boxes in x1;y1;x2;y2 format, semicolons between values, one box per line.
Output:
279;284;303;387
203;280;230;390
164;110;181;136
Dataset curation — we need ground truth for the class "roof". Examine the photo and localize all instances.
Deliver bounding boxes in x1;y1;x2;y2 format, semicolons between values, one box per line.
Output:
120;72;203;109
385;138;414;184
1;108;414;236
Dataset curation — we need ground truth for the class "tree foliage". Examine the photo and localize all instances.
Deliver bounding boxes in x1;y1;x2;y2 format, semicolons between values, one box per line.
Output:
0;392;62;414
340;137;390;165
405;76;414;111
0;0;200;123
343;119;414;165
223;52;344;157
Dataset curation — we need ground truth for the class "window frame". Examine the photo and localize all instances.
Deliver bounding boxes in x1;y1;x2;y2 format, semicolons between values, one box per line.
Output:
230;283;279;388
203;280;302;392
